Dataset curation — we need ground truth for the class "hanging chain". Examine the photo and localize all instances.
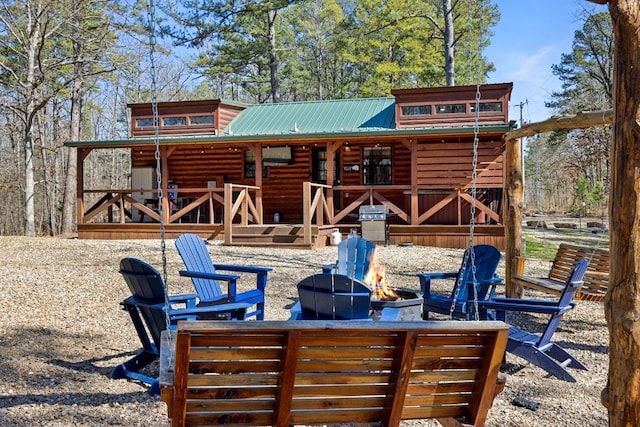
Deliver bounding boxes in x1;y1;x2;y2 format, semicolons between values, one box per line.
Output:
145;0;170;330
449;1;483;320
468;80;481;320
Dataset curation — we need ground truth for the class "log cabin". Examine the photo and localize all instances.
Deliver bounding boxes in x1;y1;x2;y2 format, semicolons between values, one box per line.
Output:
65;83;513;249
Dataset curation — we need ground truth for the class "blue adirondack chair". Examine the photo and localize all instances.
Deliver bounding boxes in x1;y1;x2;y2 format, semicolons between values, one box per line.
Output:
478;258;589;382
111;257;251;394
289;273;372;320
322;237;376;281
418;244;503;320
175;233;272;320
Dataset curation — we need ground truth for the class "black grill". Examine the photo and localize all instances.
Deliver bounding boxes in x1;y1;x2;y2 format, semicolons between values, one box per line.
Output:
358;205;389;244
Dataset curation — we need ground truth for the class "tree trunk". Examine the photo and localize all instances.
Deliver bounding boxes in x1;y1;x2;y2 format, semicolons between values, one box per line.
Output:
442;0;455;86
267;9;280;103
503;136;523;298
601;1;640;425
24;125;36;236
62;5;84;235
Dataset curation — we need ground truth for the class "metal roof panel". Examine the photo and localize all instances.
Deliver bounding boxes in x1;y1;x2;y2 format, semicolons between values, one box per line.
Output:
225;97;396;136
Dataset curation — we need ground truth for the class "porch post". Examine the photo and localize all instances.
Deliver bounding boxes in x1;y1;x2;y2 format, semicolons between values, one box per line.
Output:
327;141;341;222
410;139;419;225
251;144;264;222
504;136;523;298
76;148;91;226
224;183;232;244
303;182;312;245
400;138;419;225
160;147;170;224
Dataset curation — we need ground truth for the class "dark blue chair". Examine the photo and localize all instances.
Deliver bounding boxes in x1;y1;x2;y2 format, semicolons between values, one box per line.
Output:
479;258;589;382
419;244;503;320
290;273;372;320
322;237;376;281
175;233;272;320
111;257;251;394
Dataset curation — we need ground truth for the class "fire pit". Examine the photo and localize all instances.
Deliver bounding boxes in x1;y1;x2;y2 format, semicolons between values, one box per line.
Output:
370;288;424;321
362;248;424;320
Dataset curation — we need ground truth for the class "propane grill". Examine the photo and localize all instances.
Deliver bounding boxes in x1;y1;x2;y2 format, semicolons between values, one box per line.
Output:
358;205;389;245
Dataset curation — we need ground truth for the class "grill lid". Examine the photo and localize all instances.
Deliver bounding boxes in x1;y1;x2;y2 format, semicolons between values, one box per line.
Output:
358;205;389;220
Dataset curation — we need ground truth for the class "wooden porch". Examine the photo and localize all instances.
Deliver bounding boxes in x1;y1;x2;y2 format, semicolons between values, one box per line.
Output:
77;181;505;249
77;222;504;249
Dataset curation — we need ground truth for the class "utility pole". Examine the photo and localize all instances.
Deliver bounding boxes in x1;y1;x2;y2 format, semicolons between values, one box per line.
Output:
517;100;528;207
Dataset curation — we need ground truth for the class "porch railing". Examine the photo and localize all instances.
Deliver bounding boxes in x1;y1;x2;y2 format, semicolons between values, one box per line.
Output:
224;183;262;244
81;188;225;225
81;184;264;229
330;185;501;226
332;185;411;224
302;182;333;245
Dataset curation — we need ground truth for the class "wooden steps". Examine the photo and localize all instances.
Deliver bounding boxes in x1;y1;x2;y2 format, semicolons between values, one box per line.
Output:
226;224;335;248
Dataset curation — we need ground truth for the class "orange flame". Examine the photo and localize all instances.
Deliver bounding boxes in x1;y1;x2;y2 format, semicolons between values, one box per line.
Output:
363;249;398;301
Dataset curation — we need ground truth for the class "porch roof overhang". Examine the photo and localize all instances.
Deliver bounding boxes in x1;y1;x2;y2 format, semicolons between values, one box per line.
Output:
65;124;511;149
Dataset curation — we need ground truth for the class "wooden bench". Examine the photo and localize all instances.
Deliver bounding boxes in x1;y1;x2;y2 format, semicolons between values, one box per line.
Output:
160;320;508;427
514;243;609;302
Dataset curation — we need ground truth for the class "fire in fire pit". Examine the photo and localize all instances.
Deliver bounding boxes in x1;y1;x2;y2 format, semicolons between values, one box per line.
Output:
363;249;398;301
363;249;423;320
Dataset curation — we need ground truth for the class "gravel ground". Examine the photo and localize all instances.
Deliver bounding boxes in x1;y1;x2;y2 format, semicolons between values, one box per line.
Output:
0;235;609;426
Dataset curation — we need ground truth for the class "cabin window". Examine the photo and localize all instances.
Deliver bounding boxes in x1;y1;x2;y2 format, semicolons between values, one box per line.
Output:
435;103;466;114
244;150;267;178
401;105;432;116
189;115;214;125
163;116;187;126
135;117;155;128
470;102;503;113
363;147;392;185
312;147;339;184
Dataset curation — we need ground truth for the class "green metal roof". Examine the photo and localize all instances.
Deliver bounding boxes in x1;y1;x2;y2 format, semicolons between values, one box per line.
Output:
65;124;511;148
223;97;396;136
64;95;513;148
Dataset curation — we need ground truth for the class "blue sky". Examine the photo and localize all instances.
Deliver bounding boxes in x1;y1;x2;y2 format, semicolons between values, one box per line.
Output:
486;0;608;123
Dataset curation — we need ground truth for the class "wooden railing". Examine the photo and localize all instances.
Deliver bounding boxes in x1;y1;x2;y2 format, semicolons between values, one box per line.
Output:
81;188;225;225
81;183;500;241
223;183;262;244
332;185;411;223
302;182;333;245
330;185;501;226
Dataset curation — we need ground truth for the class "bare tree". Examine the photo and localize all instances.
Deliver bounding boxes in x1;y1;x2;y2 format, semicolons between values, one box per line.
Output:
0;0;76;236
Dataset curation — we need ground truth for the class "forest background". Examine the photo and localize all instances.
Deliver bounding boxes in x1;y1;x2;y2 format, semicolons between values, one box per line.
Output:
0;0;612;236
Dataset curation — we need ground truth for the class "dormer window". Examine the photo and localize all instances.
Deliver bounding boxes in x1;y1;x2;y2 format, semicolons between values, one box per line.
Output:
392;84;513;129
401;105;432;116
189;115;214;125
470;102;503;113
163;116;187;126
135;117;155;128
128;99;246;137
435;103;466;114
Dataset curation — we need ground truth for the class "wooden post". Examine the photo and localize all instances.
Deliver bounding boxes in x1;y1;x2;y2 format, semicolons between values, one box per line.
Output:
252;144;263;221
504;135;523;298
400;139;419;225
160;147;170;224
600;1;640;424
76;148;90;226
224;183;232;245
303;182;312;245
327;141;340;223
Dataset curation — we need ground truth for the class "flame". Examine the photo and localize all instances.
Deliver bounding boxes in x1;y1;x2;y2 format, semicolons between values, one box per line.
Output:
363;249;398;301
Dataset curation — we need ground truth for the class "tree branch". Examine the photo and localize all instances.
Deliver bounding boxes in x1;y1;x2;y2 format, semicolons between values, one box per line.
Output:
504;109;613;140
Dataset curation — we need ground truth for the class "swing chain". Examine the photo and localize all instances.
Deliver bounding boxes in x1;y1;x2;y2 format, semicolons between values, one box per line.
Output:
449;2;483;320
145;0;171;332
